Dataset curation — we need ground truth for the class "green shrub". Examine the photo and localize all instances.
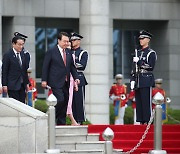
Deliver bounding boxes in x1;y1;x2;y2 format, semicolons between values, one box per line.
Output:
34;99;92;124
109;104;134;124
66;116;91;125
34;99;180;125
164;107;180;124
124;106;134;124
110;103;115;124
109;103;180;125
34;99;48;113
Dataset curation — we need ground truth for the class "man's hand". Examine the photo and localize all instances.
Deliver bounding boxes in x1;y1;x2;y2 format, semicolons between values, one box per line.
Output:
41;81;47;88
26;84;30;92
74;82;78;91
3;86;8;93
0;87;2;94
75;79;80;85
133;57;139;63
130;81;135;90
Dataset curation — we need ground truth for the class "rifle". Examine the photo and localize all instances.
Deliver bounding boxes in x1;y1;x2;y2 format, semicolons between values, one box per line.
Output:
133;36;139;89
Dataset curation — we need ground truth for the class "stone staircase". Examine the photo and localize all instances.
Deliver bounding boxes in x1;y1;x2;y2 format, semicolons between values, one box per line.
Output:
55;125;121;154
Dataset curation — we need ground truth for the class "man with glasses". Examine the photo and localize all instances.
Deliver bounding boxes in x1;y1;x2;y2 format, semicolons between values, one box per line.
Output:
130;30;157;124
2;32;30;103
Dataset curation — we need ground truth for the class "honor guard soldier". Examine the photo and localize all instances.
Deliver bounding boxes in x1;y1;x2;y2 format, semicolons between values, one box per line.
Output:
130;30;157;124
109;74;128;125
152;78;168;123
70;32;88;124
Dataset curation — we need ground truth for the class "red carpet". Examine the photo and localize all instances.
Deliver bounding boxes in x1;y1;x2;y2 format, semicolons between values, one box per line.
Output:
88;125;180;154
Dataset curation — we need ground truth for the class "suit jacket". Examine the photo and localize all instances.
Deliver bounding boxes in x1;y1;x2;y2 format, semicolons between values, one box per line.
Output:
41;46;78;88
2;49;29;90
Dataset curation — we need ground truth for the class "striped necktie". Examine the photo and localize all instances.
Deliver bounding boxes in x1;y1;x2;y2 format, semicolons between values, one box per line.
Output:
16;53;22;67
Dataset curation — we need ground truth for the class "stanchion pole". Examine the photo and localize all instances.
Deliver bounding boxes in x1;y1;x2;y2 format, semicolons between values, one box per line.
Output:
46;94;60;154
149;92;167;154
102;127;114;154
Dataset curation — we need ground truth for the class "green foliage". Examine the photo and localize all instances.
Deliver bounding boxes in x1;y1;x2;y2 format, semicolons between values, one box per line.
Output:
109;103;180;125
82;119;91;125
110;103;115;124
124;106;134;124
34;99;180;125
109;104;134;124
66;116;71;125
164;107;180;124
34;99;92;124
34;99;48;113
66;116;91;125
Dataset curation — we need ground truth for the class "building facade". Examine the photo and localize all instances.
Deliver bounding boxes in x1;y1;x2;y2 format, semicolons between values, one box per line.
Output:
0;0;180;124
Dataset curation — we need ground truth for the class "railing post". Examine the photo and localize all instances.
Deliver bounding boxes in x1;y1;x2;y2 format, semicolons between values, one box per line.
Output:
149;92;167;154
46;94;60;154
102;127;114;154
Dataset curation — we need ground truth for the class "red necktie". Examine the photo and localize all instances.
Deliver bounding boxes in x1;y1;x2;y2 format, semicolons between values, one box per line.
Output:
63;49;66;66
63;49;67;81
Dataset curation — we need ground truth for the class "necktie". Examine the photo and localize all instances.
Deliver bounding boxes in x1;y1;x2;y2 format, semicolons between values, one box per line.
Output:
63;49;66;66
16;53;22;67
140;51;144;60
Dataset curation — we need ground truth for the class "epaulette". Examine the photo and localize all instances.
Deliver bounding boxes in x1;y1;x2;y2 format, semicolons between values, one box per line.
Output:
24;50;29;54
122;84;127;87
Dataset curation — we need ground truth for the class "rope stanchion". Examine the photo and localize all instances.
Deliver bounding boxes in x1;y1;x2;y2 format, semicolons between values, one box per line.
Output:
118;109;155;154
167;114;180;124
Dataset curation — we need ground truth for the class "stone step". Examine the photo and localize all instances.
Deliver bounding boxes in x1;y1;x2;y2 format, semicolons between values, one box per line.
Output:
60;149;104;154
56;125;88;135
56;141;105;151
56;133;100;143
113;149;123;154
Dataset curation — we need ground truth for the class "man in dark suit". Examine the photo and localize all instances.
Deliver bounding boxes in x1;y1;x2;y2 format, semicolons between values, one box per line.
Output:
41;32;79;125
2;32;30;103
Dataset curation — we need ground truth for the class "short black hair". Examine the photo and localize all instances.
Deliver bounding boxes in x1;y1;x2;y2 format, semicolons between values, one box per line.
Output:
57;32;69;40
12;36;26;44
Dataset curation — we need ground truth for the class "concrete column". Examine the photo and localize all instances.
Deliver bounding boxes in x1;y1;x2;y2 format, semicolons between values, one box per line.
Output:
12;16;36;78
0;0;2;60
79;0;110;124
168;22;180;109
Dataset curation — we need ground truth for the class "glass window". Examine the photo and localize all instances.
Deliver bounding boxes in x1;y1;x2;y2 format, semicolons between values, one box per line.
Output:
113;30;139;79
35;28;46;78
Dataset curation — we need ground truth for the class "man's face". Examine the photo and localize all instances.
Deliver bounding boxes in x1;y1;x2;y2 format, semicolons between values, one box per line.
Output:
139;37;150;47
116;78;122;84
13;39;25;52
58;35;69;49
71;39;80;49
155;83;162;89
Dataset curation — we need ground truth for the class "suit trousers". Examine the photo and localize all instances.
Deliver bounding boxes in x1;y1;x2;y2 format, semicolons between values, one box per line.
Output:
135;87;152;123
8;84;26;103
52;82;69;125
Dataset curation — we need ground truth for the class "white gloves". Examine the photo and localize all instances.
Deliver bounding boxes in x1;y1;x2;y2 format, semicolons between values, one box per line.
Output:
110;94;119;101
133;57;139;63
130;81;135;90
